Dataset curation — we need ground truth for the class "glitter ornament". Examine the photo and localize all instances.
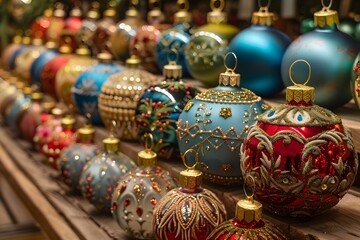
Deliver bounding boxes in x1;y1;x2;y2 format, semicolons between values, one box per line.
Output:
153;150;227;240
177;53;268;185
79;134;136;211
241;60;358;217
111;133;177;239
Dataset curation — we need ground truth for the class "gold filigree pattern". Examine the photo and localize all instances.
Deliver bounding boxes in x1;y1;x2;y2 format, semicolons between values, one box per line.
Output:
219;107;232;119
195;88;262;104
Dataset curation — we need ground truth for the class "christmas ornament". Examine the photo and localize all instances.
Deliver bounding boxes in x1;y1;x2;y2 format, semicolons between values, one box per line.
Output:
208;180;288;240
300;18;315;34
79;134;136;211
72;52;122;125
30;40;59;87
40;44;73;98
229;0;291;97
7;35;32;70
339;18;356;37
241;60;358;217
185;0;239;87
58;124;100;190
46;7;66;43
55;46;96;109
355;22;360;41
43;115;77;170
153;150;227;240
99;55;156;141
31;7;53;41
136;52;199;159
155;0;193;77
352;55;360;109
111;133;177;239
281;0;360;109
2;34;22;69
177;53;268;185
14;38;46;83
60;7;83;51
129;0;169;73
109;0;144;62
0;81;26;117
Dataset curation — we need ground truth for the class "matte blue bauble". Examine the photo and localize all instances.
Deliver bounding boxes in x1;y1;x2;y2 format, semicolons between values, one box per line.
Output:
177;64;269;185
31;49;58;86
282;8;360;109
229;8;291;97
72;54;122;125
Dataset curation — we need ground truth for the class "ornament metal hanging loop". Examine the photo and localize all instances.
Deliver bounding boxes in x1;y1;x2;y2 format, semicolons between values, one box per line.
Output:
144;133;154;152
321;0;333;11
181;149;208;171
258;0;271;12
243;174;256;201
224;52;237;73
178;0;189;11
167;48;179;64
211;0;225;11
288;59;312;86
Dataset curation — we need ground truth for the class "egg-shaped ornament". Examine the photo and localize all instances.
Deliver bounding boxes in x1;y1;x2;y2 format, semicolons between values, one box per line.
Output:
30;40;59;87
2;34;23;69
155;0;193;77
241;60;358;217
58;124;100;190
31;7;53;41
46;7;66;43
185;0;239;87
99;56;156;141
59;7;83;51
109;0;144;62
229;1;291;97
40;44;73;98
352;56;360;109
43;115;78;170
136;54;199;159
55;46;96;109
281;1;360;109
153;150;227;240
14;38;46;83
208;193;288;240
79;135;136;211
177;53;269;185
72;53;122;125
111;133;177;239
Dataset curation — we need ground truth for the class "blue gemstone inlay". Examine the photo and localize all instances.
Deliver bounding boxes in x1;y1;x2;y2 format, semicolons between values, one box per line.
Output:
267;111;275;117
297;114;303;121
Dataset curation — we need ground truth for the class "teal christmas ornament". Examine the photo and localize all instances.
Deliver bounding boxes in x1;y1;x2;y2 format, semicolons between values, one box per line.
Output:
229;1;291;97
135;53;199;160
79;135;136;211
281;1;360;109
177;53;269;185
72;53;122;125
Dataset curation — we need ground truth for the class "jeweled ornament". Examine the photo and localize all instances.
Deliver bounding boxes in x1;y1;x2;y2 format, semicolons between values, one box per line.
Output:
228;0;291;97
72;52;122;125
153;150;227;240
352;55;360;109
111;133;177;239
281;0;360;109
40;44;73;98
155;0;193;77
208;183;288;240
240;60;358;217
55;46;96;109
99;55;156;141
109;0;144;62
31;7;53;41
79;134;136;211
43;115;77;170
58;124;100;190
177;53;268;185
136;53;199;159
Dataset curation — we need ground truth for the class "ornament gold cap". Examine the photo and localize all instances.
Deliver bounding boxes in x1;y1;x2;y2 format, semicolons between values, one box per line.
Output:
219;52;240;87
314;0;339;28
87;9;100;20
22;36;31;45
174;0;191;23
236;196;262;223
31;92;43;102
97;52;113;63
32;38;43;46
42;100;55;112
126;55;141;68
59;45;72;54
163;50;182;79
207;0;227;24
103;136;120;153
76;46;91;56
104;1;117;18
15;81;26;90
137;133;157;167
44;8;53;17
78;124;95;142
61;115;76;130
12;34;22;44
70;8;82;17
252;0;275;26
45;40;58;50
286;59;315;104
51;107;63;117
23;87;32;96
54;8;65;18
179;149;207;189
126;0;139;18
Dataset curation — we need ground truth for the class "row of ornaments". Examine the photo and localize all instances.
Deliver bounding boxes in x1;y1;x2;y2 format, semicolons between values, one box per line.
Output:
26;0;360;110
0;74;288;240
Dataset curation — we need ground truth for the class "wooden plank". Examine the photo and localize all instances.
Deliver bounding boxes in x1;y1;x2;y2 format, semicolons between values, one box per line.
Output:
0;223;46;240
0;198;13;225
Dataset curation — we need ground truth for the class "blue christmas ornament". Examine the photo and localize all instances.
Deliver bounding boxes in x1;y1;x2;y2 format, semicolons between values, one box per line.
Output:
177;53;269;185
229;2;291;97
58;125;101;190
281;1;360;109
79;135;136;211
72;53;122;125
135;54;199;160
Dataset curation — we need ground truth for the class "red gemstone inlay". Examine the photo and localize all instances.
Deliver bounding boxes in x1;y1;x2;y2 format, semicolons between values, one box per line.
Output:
112;202;117;211
150;197;157;205
136;207;143;217
124;199;130;206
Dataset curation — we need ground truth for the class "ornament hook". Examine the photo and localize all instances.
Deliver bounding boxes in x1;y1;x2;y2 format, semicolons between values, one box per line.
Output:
210;0;225;11
321;0;332;11
144;133;154;152
243;174;255;201
181;149;208;171
288;59;312;86
178;0;189;11
167;48;179;64
258;0;271;12
224;52;237;73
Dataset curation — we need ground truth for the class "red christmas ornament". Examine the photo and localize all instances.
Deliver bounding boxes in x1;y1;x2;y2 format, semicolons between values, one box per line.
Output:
31;8;53;41
240;60;358;217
